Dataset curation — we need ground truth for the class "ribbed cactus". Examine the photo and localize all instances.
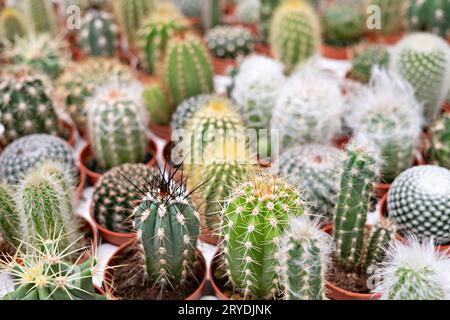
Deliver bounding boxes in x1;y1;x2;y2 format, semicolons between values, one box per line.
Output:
173;0;201;18
220;173;305;299
205;25;255;59
0;67;63;145
55;58;135;132
348;69;423;183
273;144;345;223
0;183;20;248
367;0;405;35
170;95;213;131
426;114;450;169
269;0;321;73
0;134;78;185
391;33;450;124
87;80;148;170
79;9;118;57
92;164;156;233
348;45;390;83
271;65;344;152
236;0;260;24
407;0;450;39
200;0;223;30
0;8;29;43
387;165;450;244
373;238;450;300
144;82;172;126
260;0;281;41
21;0;58;35
278;217;333;300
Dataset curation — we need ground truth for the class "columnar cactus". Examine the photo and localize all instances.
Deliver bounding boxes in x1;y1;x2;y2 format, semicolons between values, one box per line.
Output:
0;8;29;43
387;165;450;244
220;173;306;299
367;0;405;35
278;217;333;300
348;45;390;83
425;114;450;169
260;0;281;41
79;9;118;57
373;238;450;300
0;183;20;248
205;26;255;59
0;66;63;145
87;80;148;170
273;144;345;223
391;33;450;124
21;0;58;35
163;34;214;106
348;69;423;183
143;82;172;126
236;0;261;24
200;0;223;30
173;0;201;18
0;134;78;185
269;0;321;73
407;0;450;39
92;164;156;233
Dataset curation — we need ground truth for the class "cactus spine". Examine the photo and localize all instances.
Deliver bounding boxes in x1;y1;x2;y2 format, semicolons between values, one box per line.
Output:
407;0;450;39
0;8;29;43
426;114;450;169
21;0;58;35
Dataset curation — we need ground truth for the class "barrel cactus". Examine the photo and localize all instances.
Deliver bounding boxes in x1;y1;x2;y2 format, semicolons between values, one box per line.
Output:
87;79;148;171
170;95;214;132
236;0;260;24
0;8;29;44
143;82;172;126
426;114;450;169
273;144;345;223
0;66;63;145
21;0;58;35
205;25;255;59
269;0;321;73
387;165;450;245
367;0;405;35
219;173;306;299
348;45;390;83
260;0;281;41
391;33;450;124
407;0;450;39
173;0;201;18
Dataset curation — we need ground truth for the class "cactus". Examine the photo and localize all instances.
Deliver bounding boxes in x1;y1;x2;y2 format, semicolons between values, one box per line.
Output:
271;64;345;152
92;164;156;233
171;95;215;131
87;79;148;171
21;0;58;35
0;8;29;44
373;237;450;300
269;0;321;73
113;0;154;47
407;0;450;39
163;34;214;106
273;144;345;223
0;134;78;185
219;173;306;299
236;0;260;24
205;25;255;59
426;114;450;169
79;9;118;57
387;165;450;245
347;69;423;183
348;45;390;83
391;33;450;124
173;0;201;18
0;66;63;145
0;183;20;248
138;2;188;74
143;82;172;126
200;0;223;30
367;0;405;35
1;238;105;300
278;217;333;300
260;0;281;41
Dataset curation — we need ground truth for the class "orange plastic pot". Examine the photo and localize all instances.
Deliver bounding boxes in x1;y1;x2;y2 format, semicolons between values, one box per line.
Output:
149;121;171;141
366;32;404;45
443;102;450;114
213;57;236;75
90;207;136;247
321;44;350;60
61;119;76;147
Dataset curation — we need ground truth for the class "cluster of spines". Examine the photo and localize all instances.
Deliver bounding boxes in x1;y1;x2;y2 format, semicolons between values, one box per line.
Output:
205;25;255;59
426;114;450;169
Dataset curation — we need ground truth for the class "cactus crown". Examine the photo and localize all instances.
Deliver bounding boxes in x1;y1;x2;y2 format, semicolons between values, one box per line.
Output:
348;45;390;83
205;25;255;59
426;114;450;169
407;0;450;38
0;8;29;44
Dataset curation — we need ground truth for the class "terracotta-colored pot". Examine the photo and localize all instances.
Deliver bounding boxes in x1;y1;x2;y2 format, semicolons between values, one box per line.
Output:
61;120;76;147
213;57;236;75
210;249;229;300
366;32;404;45
79;141;158;185
90;207;136;247
321;44;350;60
200;228;220;246
76;169;86;200
373;182;390;199
149;121;172;141
255;43;273;57
333;134;351;150
103;240;207;300
443;102;450;114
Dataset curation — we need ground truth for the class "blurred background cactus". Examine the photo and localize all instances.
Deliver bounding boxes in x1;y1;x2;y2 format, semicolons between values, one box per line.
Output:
235;0;260;25
200;0;223;30
407;0;450;39
143;82;172;126
205;25;255;59
0;8;29;44
366;0;405;36
173;0;201;18
20;0;58;35
425;114;450;169
347;45;390;83
260;0;280;41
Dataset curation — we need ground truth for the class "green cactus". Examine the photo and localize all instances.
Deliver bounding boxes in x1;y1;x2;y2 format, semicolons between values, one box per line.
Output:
407;0;450;39
21;0;58;35
426;114;450;169
269;0;321;73
87;80;148;171
0;183;20;248
391;33;450;125
143;82;172;126
273;144;345;223
92;164;156;233
0;134;78;185
205;25;255;59
173;0;201;18
0;8;29;44
260;0;281;41
348;45;390;83
170;94;214;131
236;0;260;24
278;217;333;300
367;0;405;35
0;66;63;145
163;34;214;106
387;165;450;245
220;173;305;299
200;0;222;30
79;9;118;57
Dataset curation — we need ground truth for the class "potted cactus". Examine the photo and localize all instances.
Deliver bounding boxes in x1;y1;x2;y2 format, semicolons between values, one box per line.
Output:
143;81;173;140
425;114;450;169
407;0;450;42
347;45;390;84
365;0;405;44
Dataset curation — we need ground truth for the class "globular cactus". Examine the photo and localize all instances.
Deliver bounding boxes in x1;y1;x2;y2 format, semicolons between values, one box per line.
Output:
92;164;156;233
269;0;321;73
407;0;450;39
273;144;345;223
173;0;201;18
163;34;214;106
426;114;450;169
171;95;215;131
271;65;345;152
205;25;255;59
220;173;306;299
387;165;450;245
236;0;261;24
348;45;390;83
87;79;148;171
21;0;58;35
0;183;20;248
0;134;78;185
79;9;118;57
0;66;63;145
391;33;450;124
373;238;450;300
260;0;281;41
278;217;333;300
143;82;172;126
367;0;405;35
0;8;29;44
55;58;135;132
347;69;423;183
